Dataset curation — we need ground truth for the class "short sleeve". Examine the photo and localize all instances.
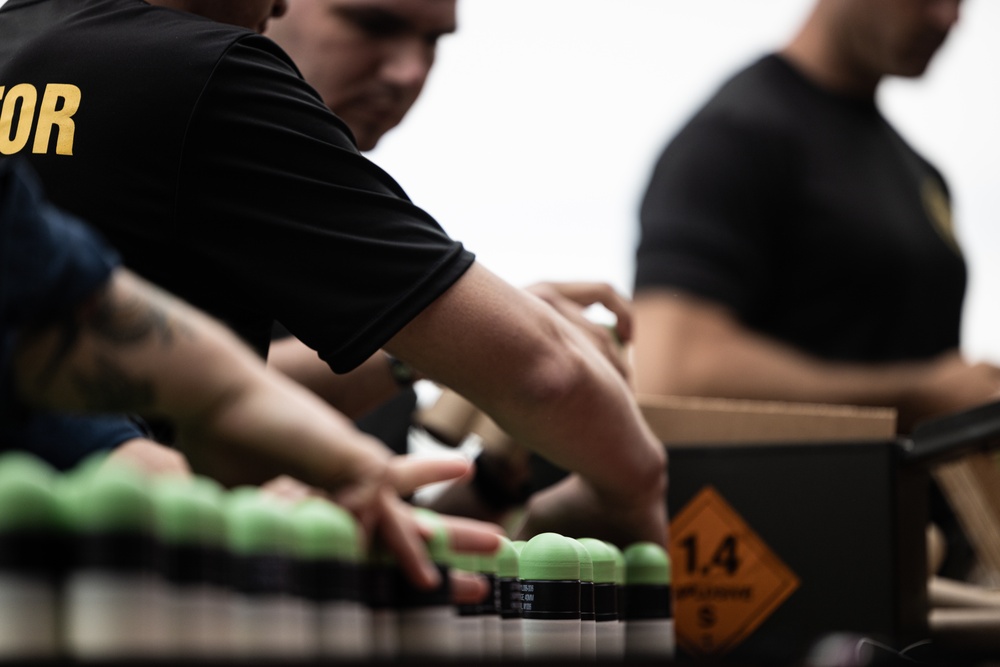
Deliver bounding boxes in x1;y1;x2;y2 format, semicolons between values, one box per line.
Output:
0;412;146;471
634;111;796;316
179;37;474;371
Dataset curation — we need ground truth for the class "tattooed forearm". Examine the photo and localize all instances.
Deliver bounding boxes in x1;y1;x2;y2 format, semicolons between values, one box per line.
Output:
69;352;156;412
23;275;196;402
85;281;192;346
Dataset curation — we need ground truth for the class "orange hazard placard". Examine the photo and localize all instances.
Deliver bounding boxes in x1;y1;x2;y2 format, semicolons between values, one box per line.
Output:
670;486;799;657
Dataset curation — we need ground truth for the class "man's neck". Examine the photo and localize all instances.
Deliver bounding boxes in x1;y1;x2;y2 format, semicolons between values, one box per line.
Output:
781;13;881;99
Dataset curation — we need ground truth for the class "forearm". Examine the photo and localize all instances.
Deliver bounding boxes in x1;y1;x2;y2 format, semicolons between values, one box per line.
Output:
268;337;402;419
633;291;1000;430
387;264;666;511
14;270;390;488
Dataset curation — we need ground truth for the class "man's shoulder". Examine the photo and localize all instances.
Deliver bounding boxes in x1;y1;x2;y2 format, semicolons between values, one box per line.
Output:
0;0;273;73
696;54;804;129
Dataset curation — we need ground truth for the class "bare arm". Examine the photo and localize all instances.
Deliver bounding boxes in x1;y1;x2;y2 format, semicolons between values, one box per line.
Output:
268;337;403;419
632;290;1000;433
526;281;632;380
12;268;495;588
386;263;668;546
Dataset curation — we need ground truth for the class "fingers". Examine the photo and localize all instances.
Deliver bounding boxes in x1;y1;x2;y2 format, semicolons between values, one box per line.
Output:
526;282;632;378
528;281;635;343
259;474;316;503
416;512;505;553
107;439;193;478
374;491;442;590
387;455;473;496
449;569;491;605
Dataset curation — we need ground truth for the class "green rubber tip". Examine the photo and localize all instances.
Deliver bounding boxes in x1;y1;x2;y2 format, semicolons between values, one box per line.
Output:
289;498;362;561
450;550;479;572
410;507;451;564
0;466;61;531
152;477;214;544
569;538;594;582
496;536;520;578
62;465;154;532
624;542;671;585
0;451;55;483
478;545;499;575
510;540;527;554
518;533;580;581
576;538;616;584
225;489;292;555
603;541;627;585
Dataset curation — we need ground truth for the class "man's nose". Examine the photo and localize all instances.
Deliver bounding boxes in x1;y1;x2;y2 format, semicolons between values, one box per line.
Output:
928;0;961;32
382;39;435;89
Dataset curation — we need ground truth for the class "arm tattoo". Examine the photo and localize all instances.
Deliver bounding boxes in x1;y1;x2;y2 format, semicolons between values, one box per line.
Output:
69;352;155;412
87;282;191;346
31;279;193;403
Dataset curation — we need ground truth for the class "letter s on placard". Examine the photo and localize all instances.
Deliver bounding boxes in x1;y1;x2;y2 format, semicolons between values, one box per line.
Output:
0;83;80;156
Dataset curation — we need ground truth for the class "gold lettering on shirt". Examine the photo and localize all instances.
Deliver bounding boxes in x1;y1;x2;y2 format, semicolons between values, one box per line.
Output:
34;83;80;155
0;83;38;154
922;178;960;255
0;83;80;156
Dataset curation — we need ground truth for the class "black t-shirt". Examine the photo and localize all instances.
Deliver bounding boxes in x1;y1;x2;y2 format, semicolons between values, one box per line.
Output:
635;54;966;363
0;0;474;372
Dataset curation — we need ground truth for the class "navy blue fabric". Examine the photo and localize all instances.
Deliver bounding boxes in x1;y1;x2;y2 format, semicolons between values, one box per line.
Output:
0;158;140;464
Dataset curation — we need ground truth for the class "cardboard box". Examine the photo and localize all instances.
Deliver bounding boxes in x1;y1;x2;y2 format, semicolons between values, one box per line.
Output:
639;394;1000;664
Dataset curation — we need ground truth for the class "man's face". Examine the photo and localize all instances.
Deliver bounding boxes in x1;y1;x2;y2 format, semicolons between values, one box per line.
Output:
265;0;457;151
843;0;961;78
193;0;289;34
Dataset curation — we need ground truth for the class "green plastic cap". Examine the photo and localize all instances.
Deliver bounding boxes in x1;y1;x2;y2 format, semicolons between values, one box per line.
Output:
190;477;226;545
62;464;154;532
450;550;479;573
569;538;594;583
624;542;671;585
0;461;60;531
496;536;520;579
411;507;451;564
289;498;362;562
152;477;212;545
478;545;499;576
604;541;626;585
225;489;292;555
576;538;616;584
0;451;55;483
511;540;527;554
518;533;580;581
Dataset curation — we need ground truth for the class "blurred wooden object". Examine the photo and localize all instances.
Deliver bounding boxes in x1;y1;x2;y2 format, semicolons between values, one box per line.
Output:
929;607;1000;653
932;452;1000;582
637;394;896;445
929;576;1000;609
414;387;479;447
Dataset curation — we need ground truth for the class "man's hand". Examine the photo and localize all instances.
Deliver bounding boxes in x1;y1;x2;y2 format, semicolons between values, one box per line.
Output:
900;351;1000;432
512;472;668;549
261;457;503;601
526;281;633;380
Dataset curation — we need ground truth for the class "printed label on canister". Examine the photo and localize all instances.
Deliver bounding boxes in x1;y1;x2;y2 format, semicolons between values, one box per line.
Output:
520;580;580;620
499;577;522;619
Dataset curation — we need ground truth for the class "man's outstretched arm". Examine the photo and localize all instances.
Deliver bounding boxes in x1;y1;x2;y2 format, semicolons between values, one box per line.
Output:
386;263;668;547
12;267;500;588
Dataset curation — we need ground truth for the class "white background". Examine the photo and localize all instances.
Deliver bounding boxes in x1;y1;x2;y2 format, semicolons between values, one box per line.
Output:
368;0;1000;363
